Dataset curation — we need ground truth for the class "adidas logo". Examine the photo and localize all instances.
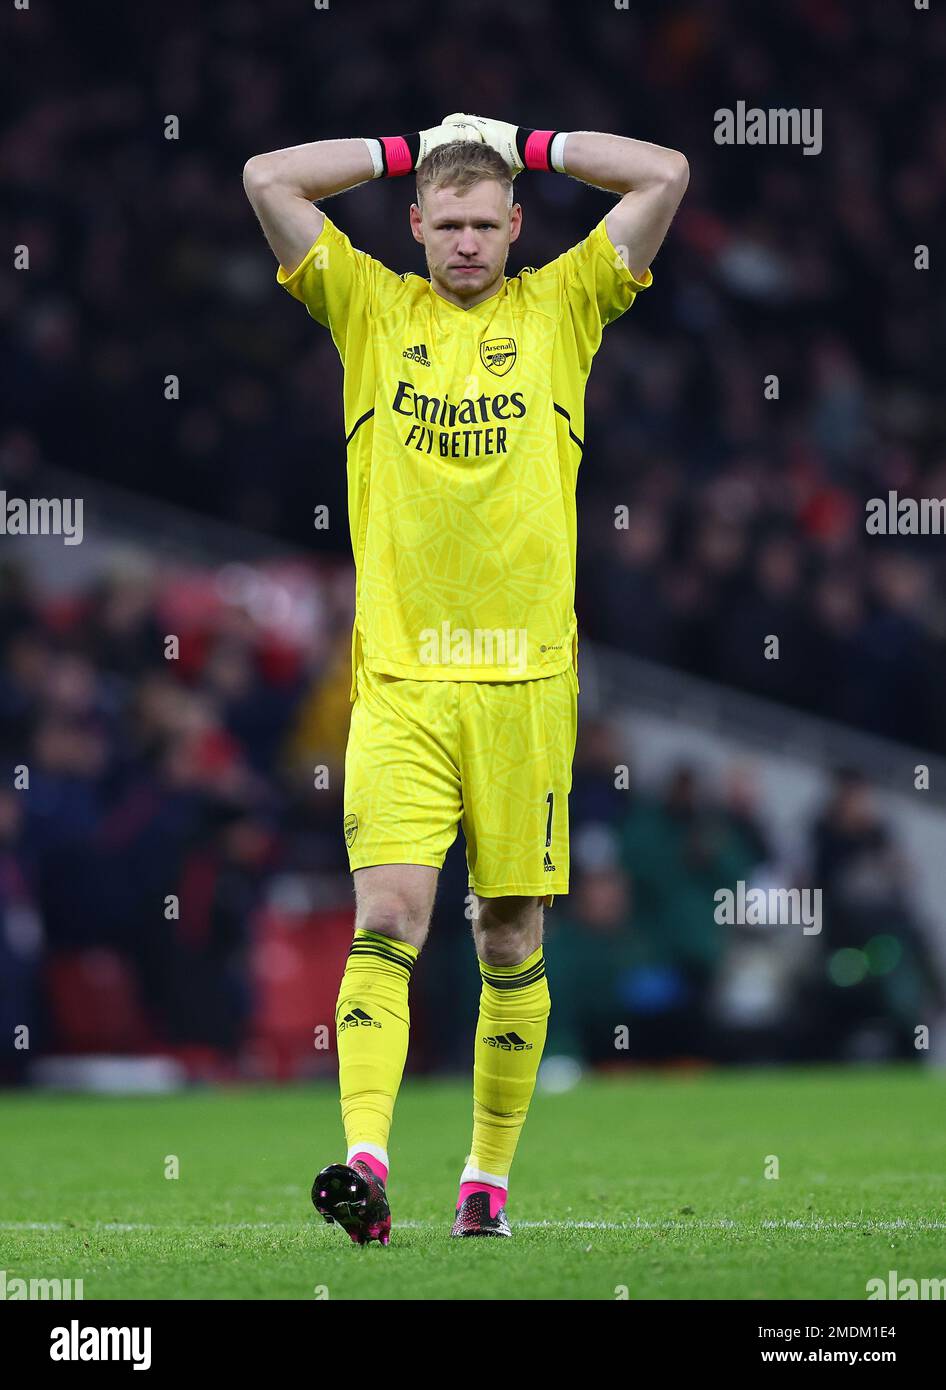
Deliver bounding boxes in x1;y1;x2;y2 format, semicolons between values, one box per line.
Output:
338;1008;382;1032
482;1031;533;1052
544;851;556;873
402;342;431;366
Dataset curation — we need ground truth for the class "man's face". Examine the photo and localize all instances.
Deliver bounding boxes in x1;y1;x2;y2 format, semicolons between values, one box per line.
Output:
410;178;522;307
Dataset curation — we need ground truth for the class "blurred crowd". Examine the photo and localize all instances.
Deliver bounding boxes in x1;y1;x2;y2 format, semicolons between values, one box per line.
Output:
1;552;942;1079
541;743;944;1068
0;551;354;1075
3;0;946;748
2;0;946;1077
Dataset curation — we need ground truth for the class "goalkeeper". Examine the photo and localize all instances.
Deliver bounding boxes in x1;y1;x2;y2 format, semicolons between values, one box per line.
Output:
244;113;688;1243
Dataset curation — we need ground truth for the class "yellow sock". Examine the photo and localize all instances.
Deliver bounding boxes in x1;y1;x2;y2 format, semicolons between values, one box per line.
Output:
336;928;418;1166
466;946;550;1186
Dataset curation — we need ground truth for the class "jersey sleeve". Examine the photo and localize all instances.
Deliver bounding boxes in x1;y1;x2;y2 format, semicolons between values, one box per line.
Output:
535;217;653;373
275;213;396;362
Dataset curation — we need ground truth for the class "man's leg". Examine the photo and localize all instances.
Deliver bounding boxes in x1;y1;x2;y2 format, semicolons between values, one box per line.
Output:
452;669;575;1234
317;664;461;1241
453;893;550;1235
336;863;438;1178
313;863;439;1245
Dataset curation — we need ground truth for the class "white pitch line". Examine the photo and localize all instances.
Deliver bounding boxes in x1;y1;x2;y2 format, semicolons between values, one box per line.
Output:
2;1218;945;1233
495;1219;946;1232
0;1222;65;1230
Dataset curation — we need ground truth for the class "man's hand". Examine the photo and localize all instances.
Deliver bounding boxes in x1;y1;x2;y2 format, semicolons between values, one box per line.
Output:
443;114;523;176
421;116;485;160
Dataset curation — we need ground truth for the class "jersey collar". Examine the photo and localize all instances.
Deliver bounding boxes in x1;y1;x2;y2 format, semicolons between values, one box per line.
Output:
426;277;508;316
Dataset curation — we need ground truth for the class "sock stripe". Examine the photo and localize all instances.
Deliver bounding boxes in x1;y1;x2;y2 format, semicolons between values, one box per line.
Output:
478;945;544;976
350;929;417;969
354;928;417;959
480;959;545;980
349;939;416;963
348;943;415;977
480;962;546;991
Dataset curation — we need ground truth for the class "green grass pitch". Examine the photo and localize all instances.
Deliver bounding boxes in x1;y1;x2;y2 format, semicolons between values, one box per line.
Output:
1;1066;943;1300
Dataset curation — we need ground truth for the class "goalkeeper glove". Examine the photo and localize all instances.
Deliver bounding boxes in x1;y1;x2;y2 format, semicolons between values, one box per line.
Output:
419;114;486;158
442;114;567;176
367;117;485;178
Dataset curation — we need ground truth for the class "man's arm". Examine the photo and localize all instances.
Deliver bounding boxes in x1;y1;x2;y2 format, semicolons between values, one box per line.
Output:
562;132;688;281
441;117;688;281
242;139;375;275
244;119;487;274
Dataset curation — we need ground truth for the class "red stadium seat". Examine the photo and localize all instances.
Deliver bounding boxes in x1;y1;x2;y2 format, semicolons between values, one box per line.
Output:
45;950;155;1053
247;907;354;1080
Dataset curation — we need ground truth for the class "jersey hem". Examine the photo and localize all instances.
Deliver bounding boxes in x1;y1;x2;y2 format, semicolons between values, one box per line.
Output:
595;216;654;293
363;654;573;682
470;880;569;897
275;219;334;293
348;854;446;872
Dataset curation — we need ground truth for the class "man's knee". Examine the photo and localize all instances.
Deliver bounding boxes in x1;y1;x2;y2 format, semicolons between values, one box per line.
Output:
356;895;428;946
473;895;544;964
475;894;542;929
353;866;438;951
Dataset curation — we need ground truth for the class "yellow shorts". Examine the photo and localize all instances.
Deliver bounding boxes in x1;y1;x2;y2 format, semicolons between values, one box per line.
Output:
343;663;578;898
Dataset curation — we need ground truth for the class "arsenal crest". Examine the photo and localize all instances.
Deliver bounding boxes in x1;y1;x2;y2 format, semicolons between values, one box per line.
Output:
479;336;517;377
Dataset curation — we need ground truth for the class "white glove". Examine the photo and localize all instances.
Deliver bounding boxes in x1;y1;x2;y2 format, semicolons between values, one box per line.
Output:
418;116;486;161
442;113;523;176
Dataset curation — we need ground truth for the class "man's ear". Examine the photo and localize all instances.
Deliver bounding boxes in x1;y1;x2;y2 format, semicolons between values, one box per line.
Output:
409;203;424;244
508;202;523;244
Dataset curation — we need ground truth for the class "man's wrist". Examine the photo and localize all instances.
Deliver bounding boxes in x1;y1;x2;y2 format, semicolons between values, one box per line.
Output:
515;128;570;173
366;126;571;178
548;131;570;174
363;137;384;178
367;134;423;178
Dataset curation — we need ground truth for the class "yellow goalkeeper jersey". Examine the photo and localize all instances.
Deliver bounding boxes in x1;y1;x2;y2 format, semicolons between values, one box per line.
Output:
277;212;652;698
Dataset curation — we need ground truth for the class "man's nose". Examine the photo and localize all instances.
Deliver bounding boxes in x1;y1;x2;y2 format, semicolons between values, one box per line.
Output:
457;229;479;255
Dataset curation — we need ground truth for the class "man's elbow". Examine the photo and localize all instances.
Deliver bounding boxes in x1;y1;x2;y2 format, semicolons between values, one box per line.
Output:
664;151;689;192
625;151;689;202
649;152;689;214
242;155;271;199
244;154;293;203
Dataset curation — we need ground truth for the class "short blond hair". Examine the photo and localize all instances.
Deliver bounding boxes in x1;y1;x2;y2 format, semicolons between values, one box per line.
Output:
415;140;514;209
